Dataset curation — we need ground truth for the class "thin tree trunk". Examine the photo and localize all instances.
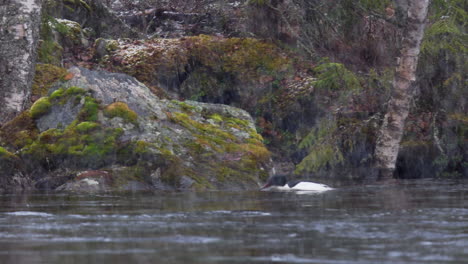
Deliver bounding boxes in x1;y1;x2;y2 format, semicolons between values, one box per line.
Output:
374;0;430;179
0;0;42;125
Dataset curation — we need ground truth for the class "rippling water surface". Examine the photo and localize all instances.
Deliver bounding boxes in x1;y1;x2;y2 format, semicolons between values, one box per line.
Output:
0;179;467;263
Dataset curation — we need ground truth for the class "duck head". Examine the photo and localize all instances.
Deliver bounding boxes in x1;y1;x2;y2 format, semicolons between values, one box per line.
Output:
261;175;288;190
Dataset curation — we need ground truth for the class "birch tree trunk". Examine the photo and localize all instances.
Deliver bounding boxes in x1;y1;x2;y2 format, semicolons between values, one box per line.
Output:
0;0;42;125
374;0;430;178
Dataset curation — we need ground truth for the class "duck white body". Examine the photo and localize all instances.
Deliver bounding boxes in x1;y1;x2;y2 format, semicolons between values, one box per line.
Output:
261;175;333;192
281;181;332;191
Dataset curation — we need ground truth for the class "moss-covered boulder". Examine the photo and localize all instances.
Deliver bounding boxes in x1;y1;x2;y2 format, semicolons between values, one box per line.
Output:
0;67;270;192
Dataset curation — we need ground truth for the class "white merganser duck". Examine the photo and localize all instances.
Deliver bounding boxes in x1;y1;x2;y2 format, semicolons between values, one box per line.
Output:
261;175;333;192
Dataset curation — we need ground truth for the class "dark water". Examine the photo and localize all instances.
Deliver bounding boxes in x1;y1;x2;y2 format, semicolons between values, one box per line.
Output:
0;179;467;264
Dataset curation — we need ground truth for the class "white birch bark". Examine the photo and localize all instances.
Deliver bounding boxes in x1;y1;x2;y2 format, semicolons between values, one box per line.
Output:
374;0;430;177
0;0;42;125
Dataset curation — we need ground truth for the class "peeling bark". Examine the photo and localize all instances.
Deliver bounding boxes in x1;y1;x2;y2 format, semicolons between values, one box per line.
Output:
374;0;430;178
0;0;42;125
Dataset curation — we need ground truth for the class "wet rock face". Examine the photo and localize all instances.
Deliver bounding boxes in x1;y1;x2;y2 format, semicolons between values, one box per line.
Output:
63;67;163;118
0;148;31;192
1;67;270;191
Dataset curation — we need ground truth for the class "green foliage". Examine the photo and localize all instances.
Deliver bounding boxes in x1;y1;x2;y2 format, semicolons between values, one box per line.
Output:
37;39;63;65
415;0;467;178
38;16;63;65
422;0;467;62
430;0;467;25
30;97;52;119
295;118;344;174
312;61;362;92
422;19;467;55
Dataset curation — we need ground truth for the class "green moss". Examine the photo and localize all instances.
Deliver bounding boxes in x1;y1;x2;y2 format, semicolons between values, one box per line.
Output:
133;141;151;154
0;146;18;161
186;35;291;80
78;96;99;121
50;86;86;101
0;111;38;150
170;112;236;142
23;122;125;169
171;100;197;113
49;88;65;99
53;18;83;45
30;97;52;119
226;117;250;128
167;108;270;186
209;114;223;123
0;147;14;159
66;86;86;95
103;102;138;124
38;128;63;143
75;122;100;133
32;64;68;97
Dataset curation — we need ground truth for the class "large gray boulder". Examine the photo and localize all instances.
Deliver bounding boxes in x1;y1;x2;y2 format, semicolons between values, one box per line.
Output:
2;67;270;192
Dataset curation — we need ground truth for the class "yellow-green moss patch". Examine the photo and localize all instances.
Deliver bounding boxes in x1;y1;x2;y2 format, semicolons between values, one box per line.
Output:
0;146;15;159
76;122;100;133
104;102;138;124
50;86;86;100
30;97;52;119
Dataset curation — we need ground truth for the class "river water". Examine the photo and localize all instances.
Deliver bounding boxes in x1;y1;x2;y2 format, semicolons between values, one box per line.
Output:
0;179;467;264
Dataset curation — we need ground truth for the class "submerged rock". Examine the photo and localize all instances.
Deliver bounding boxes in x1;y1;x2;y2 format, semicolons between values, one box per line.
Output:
0;67;270;192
